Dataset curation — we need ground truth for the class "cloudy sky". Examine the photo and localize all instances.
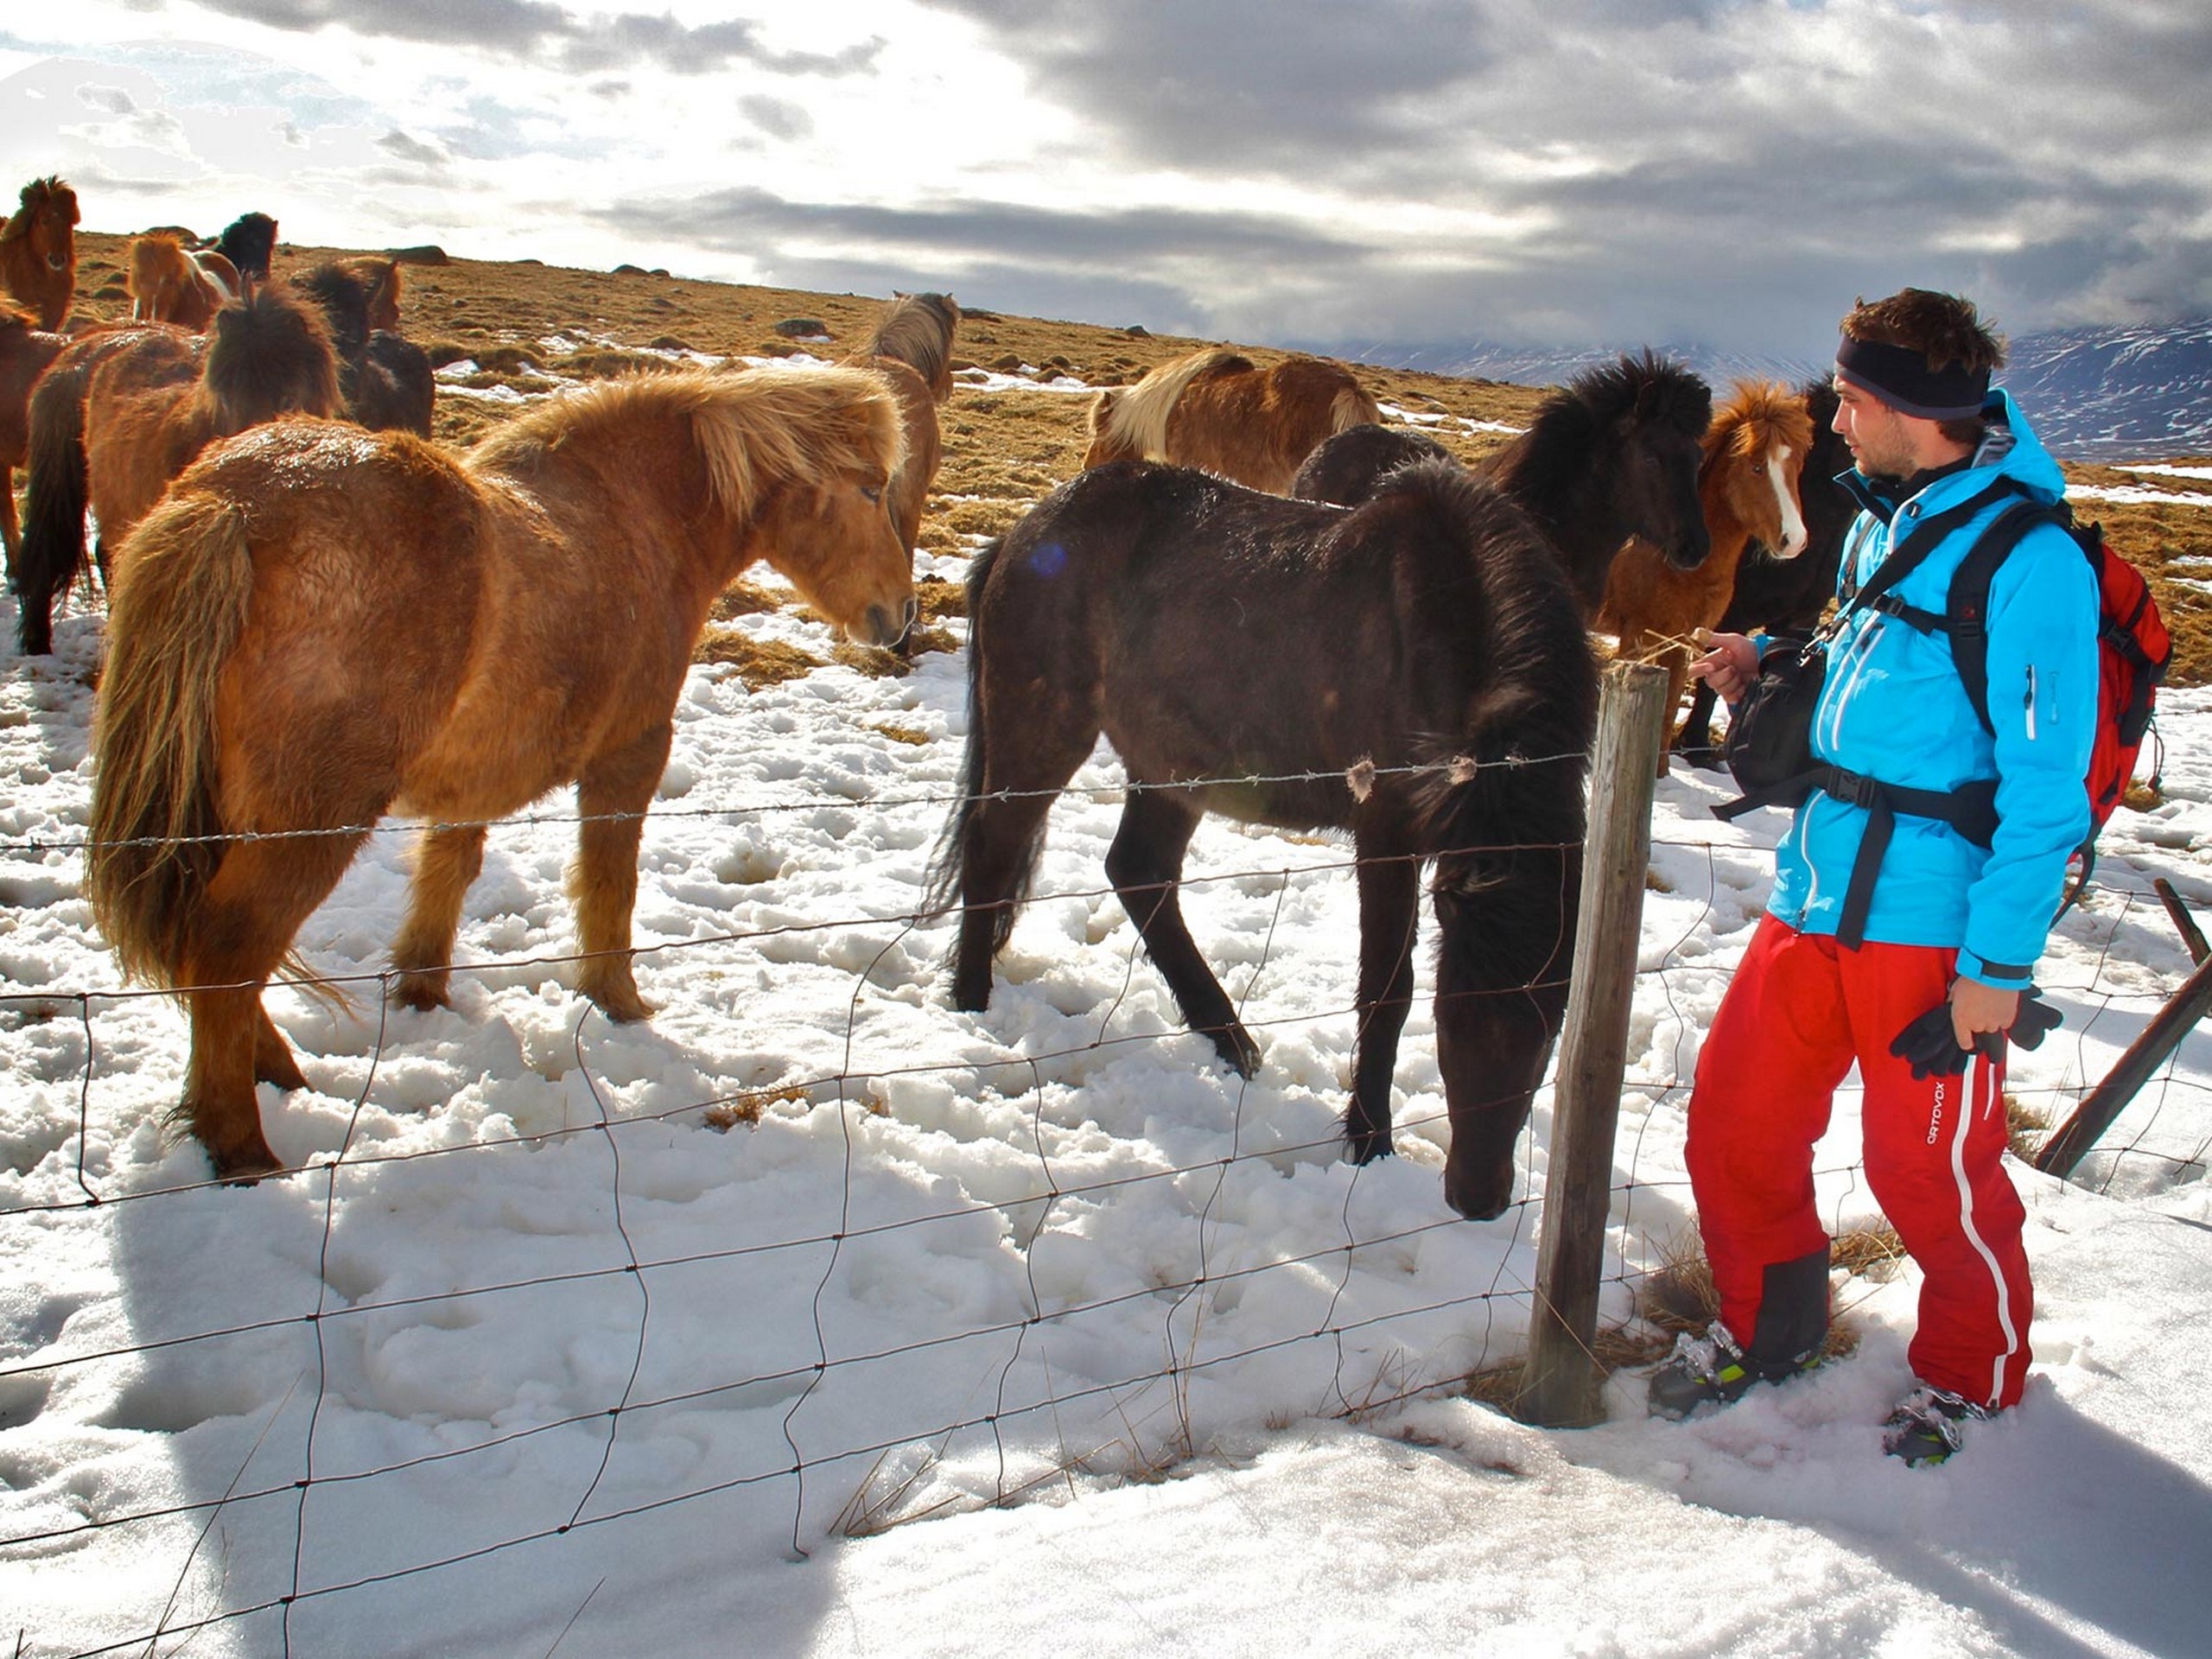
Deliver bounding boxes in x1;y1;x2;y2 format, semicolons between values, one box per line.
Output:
3;2;2207;359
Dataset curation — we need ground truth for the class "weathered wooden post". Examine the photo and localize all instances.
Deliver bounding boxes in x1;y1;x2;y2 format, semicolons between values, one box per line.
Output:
2034;950;2212;1180
1518;660;1669;1428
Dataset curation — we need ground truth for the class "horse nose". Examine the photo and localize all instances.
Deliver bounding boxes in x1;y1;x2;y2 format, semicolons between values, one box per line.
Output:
861;597;916;649
1444;1162;1513;1222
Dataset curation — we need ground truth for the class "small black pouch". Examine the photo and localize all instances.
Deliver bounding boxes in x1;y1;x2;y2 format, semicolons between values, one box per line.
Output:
1722;636;1826;804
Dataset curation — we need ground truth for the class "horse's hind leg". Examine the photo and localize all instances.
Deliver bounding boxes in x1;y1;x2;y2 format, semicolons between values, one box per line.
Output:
177;831;368;1179
569;722;673;1024
1105;789;1259;1077
1345;849;1420;1164
391;823;489;1012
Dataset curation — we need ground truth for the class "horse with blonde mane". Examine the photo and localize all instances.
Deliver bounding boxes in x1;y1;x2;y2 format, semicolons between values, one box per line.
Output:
0;306;69;582
87;364;913;1179
0;176;78;331
127;232;237;330
14;285;342;654
1596;378;1813;775
847;289;960;561
1082;348;1383;493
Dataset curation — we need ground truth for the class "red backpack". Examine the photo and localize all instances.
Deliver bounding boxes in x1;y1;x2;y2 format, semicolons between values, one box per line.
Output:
1935;497;2171;894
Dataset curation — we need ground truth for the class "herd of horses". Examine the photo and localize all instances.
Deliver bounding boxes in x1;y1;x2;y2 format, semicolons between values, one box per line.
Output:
3;172;1854;1208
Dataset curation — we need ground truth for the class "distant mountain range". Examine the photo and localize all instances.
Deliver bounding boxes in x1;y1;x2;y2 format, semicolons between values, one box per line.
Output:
1319;319;2212;464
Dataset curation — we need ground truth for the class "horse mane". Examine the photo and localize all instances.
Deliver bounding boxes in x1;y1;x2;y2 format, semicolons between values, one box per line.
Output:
1707;378;1814;468
1089;347;1254;460
1491;349;1710;508
208;212;278;277
2;176;74;245
865;292;960;398
294;258;402;359
469;365;906;526
195;283;342;435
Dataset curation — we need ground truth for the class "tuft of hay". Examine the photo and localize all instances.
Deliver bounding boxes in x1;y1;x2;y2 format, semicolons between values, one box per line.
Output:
869;722;930;747
711;582;785;621
831;641;913;679
914;575;967;623
702;1084;813;1132
693;631;823;686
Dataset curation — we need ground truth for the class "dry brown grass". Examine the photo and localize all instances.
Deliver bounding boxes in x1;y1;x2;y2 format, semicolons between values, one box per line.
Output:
692;632;823;685
56;229;2212;691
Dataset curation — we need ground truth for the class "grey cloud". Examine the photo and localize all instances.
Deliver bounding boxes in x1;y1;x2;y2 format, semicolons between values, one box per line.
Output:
376;127;448;167
189;0;884;77
76;83;137;115
738;96;813;143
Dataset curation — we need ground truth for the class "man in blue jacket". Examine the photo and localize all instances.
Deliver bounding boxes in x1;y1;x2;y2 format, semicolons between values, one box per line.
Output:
1652;288;2099;1464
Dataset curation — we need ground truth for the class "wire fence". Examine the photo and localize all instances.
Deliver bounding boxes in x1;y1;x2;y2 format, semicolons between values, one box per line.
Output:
3;747;2207;1657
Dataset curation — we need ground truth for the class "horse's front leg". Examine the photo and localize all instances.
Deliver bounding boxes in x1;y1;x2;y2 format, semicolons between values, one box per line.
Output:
1105;789;1258;1077
391;823;490;1012
1345;845;1419;1164
570;722;673;1024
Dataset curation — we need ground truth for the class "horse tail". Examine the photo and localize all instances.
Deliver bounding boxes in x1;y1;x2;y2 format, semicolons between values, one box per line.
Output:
923;536;1017;934
15;351;96;654
85;492;257;989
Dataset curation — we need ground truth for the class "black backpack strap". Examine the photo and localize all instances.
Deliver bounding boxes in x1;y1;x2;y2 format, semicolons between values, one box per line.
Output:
1821;769;2000;948
1941;497;2074;734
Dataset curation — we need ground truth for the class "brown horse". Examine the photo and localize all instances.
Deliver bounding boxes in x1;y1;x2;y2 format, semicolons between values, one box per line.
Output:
0;177;78;331
14;324;200;654
0;306;69;584
1595;379;1813;773
87;283;344;559
293;257;432;434
847;290;960;557
127;232;237;330
1082;348;1383;493
86;365;913;1179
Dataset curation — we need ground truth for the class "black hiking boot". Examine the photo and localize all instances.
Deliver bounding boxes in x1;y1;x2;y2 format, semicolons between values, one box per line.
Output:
1882;1385;1990;1466
1646;1323;1821;1420
1645;1247;1831;1421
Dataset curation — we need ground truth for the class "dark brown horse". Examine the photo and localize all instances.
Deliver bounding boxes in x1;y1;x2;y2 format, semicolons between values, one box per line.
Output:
0;176;78;332
204;212;278;284
0;306;69;586
87;365;914;1179
848;290;959;556
293;257;433;434
931;459;1612;1221
1083;348;1384;493
1474;352;1713;616
14;324;199;654
1289;422;1452;505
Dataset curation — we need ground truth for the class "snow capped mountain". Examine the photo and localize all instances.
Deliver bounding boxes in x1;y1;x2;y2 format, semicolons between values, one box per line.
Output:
1325;320;2212;464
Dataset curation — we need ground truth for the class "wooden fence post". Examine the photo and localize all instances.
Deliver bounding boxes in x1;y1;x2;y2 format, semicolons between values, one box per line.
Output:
2033;949;2212;1180
1517;661;1669;1429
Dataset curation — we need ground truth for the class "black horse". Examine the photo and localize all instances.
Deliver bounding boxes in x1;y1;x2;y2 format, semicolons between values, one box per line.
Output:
204;212;277;283
1674;378;1855;763
294;257;435;436
1290;422;1452;505
931;353;1711;1215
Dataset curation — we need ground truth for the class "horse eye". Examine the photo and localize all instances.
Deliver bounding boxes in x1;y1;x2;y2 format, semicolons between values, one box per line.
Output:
861;485;884;505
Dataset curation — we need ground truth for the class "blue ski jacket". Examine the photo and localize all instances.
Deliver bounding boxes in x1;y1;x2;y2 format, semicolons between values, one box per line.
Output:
1764;391;2099;986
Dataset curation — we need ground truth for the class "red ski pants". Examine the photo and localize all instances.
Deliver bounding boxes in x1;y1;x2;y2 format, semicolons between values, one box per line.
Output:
1687;914;2033;1409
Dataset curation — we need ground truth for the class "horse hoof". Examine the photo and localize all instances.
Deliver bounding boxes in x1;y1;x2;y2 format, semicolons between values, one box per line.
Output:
209;1142;283;1184
254;1049;309;1091
390;972;452;1014
1344;1127;1395;1166
1209;1025;1261;1080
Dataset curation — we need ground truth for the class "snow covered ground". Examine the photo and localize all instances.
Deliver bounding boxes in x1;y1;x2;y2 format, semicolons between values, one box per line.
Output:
4;401;2211;1656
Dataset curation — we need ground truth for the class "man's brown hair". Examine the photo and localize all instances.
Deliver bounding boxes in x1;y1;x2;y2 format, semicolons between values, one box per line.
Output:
1841;289;2005;441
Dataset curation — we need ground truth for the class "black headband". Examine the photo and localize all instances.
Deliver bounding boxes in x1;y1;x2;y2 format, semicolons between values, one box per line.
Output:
1834;334;1991;421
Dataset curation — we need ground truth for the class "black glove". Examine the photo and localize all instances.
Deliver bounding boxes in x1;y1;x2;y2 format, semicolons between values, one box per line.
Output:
2009;986;2063;1052
1889;986;2061;1079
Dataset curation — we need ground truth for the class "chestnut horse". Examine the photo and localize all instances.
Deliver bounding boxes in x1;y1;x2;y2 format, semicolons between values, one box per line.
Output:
87;365;913;1179
294;257;433;434
13;287;342;654
1675;378;1855;764
14;324;198;653
127;232;237;330
848;289;959;556
1083;348;1384;493
0;177;78;331
0;306;69;582
1596;378;1814;773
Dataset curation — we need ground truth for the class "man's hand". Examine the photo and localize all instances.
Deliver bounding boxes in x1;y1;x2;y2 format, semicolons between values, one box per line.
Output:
1949;976;2020;1052
1687;629;1759;703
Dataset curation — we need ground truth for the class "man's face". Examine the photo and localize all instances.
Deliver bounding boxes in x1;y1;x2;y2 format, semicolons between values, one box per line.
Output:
1831;375;1920;480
